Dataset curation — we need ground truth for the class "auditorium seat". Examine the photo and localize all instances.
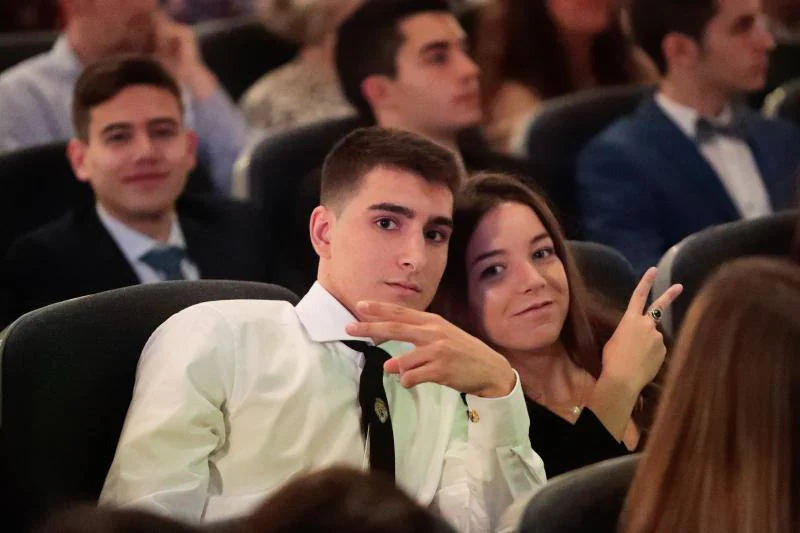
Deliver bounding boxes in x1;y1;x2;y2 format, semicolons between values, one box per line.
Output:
762;77;800;127
570;241;637;311
518;454;640;533
517;84;654;237
0;142;215;257
653;210;797;337
0;280;298;530
196;16;298;101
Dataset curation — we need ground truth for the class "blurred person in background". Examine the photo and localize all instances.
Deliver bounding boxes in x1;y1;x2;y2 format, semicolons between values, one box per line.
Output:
765;0;800;41
240;0;358;134
620;257;800;533
1;57;271;328
162;0;253;23
0;0;248;194
0;0;60;31
476;0;656;152
577;0;800;274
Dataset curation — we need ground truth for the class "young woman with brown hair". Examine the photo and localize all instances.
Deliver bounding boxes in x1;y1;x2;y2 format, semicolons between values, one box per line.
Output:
474;0;656;152
620;257;800;533
434;173;682;477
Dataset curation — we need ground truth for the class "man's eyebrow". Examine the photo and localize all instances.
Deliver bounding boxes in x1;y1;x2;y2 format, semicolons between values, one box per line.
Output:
368;203;416;218
419;40;451;56
428;216;454;229
100;123;132;136
147;117;180;128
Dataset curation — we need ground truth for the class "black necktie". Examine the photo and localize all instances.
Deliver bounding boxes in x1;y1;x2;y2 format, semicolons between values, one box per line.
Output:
342;340;395;481
695;117;747;144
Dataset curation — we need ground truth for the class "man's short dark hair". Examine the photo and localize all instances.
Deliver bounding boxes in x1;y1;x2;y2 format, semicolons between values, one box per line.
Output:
321;127;462;210
630;0;719;74
72;55;183;140
335;0;452;121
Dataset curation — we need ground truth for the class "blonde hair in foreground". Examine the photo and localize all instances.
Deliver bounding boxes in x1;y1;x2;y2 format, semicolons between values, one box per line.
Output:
620;257;800;533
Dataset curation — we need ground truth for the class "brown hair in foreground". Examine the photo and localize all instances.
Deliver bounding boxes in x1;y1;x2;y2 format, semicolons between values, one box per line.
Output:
320;126;463;212
72;55;183;141
238;467;457;533
620;257;800;533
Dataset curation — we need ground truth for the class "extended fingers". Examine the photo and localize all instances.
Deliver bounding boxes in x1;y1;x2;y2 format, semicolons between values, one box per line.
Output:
648;283;684;314
626;267;658;316
346;320;427;343
355;301;432;325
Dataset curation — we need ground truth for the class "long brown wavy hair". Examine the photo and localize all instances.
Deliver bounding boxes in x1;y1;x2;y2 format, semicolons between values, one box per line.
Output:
434;173;656;430
620;257;800;533
476;0;639;106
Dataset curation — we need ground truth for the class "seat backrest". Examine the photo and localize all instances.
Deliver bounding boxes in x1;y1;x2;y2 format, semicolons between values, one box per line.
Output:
518;454;639;533
196;16;298;101
0;280;298;528
0;142;215;257
519;85;653;235
0;30;57;73
569;241;637;311
762;77;800;127
654;210;797;336
247;115;362;231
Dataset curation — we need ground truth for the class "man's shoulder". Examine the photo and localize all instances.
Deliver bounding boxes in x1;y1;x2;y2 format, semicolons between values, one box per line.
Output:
0;46;66;93
165;298;301;334
5;210;85;259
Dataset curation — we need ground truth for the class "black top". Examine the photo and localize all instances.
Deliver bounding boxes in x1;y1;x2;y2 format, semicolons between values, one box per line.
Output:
526;396;632;478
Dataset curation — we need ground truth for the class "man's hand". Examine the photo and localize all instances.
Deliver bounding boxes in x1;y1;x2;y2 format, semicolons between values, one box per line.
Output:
152;12;219;100
346;301;517;398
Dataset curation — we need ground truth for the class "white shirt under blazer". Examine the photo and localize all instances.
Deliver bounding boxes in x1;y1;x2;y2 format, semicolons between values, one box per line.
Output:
100;282;547;531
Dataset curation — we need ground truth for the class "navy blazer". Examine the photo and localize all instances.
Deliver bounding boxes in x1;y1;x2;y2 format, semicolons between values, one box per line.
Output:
0;195;273;327
576;99;800;273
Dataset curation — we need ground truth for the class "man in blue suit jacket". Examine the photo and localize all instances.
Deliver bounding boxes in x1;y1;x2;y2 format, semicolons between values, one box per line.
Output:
577;0;800;273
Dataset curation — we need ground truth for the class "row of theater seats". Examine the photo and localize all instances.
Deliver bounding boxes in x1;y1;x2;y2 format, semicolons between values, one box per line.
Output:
0;205;795;531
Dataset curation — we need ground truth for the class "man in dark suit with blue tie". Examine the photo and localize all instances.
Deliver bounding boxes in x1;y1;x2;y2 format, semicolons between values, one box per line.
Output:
1;56;271;327
577;0;800;273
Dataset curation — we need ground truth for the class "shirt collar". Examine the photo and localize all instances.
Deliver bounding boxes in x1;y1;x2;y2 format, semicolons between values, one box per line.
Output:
295;282;372;344
655;92;734;140
53;35;85;72
96;204;186;266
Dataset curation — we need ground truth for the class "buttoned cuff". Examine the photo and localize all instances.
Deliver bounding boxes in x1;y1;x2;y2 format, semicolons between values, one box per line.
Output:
464;371;530;449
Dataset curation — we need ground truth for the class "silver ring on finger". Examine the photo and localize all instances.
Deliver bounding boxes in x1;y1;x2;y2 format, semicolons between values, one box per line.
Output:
648;307;663;324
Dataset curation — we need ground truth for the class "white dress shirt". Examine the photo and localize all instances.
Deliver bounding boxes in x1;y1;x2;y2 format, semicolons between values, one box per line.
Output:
96;204;200;283
655;93;773;219
99;282;546;531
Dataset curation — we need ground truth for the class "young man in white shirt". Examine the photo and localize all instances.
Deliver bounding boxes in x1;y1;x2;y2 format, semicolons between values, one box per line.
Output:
100;127;547;531
577;0;800;273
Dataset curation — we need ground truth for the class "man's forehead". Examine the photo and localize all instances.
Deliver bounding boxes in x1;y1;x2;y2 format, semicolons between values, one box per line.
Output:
398;12;465;49
714;0;761;19
353;166;454;212
89;87;182;126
